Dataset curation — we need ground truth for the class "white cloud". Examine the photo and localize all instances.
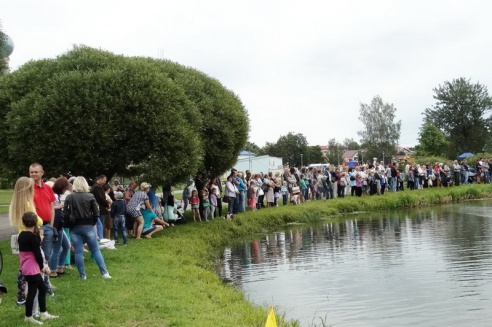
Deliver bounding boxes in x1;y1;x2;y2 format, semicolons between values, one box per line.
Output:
3;0;492;148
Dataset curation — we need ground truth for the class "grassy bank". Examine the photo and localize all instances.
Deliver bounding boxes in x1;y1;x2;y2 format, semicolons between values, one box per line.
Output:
1;184;492;326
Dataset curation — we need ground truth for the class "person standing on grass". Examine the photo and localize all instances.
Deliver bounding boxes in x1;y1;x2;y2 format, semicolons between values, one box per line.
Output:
49;177;71;278
124;182;137;235
225;175;238;220
182;181;191;212
208;178;221;218
90;175;108;240
247;180;257;210
9;177;44;306
29;163;56;295
64;176;111;279
111;191;128;245
18;211;59;324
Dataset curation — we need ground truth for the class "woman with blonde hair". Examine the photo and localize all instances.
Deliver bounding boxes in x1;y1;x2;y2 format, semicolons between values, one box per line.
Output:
9;177;42;231
9;177;44;306
64;176;111;279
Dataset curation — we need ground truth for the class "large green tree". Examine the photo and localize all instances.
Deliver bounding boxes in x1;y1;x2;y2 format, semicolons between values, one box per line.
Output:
244;141;264;156
343;138;360;150
304;145;323;166
159;60;248;178
263;132;308;167
417;122;450;157
424;78;492;156
358;95;401;162
326;138;343;165
0;46;248;186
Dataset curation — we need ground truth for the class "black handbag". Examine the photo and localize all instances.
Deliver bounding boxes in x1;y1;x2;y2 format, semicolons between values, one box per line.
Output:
62;197;77;228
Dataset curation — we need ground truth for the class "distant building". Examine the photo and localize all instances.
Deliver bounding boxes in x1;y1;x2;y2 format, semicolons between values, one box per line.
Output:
231;154;284;175
342;150;359;161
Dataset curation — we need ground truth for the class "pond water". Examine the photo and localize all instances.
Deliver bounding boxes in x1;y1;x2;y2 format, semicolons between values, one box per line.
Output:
217;201;492;327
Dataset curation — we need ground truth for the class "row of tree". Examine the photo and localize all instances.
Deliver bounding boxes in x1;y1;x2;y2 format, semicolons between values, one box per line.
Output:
247;78;492;166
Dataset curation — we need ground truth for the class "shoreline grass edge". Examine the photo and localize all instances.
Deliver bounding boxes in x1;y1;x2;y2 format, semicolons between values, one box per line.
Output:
1;184;492;326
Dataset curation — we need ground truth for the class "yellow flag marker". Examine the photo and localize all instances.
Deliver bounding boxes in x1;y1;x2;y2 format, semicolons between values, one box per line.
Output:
265;306;277;327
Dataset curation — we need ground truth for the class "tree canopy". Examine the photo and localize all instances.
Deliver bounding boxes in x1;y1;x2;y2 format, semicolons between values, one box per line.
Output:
262;132;309;167
423;77;492;156
358;95;401;162
417;122;450;157
0;46;248;185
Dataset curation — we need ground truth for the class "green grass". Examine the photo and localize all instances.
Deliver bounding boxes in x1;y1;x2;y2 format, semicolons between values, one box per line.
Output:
1;184;492;326
0;189;12;204
0;189;12;214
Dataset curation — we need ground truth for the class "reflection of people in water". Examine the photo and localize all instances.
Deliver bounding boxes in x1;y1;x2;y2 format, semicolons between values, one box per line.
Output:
251;240;261;264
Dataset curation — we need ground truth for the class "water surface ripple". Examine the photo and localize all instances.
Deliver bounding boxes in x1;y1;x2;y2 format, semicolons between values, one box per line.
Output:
217;202;492;326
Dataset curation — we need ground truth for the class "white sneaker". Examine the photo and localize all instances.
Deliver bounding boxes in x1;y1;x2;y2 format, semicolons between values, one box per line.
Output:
40;312;59;320
25;316;44;324
102;273;112;279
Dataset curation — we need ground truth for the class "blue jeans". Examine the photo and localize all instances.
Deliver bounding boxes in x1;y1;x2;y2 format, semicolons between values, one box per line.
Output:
41;224;54;264
232;195;239;214
49;229;70;271
96;215;104;240
228;197;235;215
238;191;245;212
113;215;128;244
70;225;108;278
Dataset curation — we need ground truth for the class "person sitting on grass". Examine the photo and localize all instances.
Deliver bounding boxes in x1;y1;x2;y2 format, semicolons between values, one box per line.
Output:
141;208;167;238
18;211;59;324
162;195;185;224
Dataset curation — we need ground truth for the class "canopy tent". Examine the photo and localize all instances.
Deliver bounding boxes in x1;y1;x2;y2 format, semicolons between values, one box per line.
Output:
457;152;473;160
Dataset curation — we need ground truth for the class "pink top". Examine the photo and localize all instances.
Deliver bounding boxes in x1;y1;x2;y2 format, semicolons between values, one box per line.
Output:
20;252;42;276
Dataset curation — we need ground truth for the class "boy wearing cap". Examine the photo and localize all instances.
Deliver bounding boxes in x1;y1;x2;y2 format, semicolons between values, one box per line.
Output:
111;191;128;245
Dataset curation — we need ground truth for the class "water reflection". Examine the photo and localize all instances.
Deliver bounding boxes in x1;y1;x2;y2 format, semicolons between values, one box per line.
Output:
217;202;492;327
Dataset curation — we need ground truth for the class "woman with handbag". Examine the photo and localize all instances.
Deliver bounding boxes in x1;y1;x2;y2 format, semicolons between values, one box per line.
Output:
48;177;71;278
63;177;111;279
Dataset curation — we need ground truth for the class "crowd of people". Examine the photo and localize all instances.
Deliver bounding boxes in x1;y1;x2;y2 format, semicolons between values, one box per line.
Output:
5;157;487;324
184;158;484;220
7;163;184;324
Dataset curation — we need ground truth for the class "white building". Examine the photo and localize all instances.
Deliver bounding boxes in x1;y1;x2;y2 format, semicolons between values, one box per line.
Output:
231;153;284;175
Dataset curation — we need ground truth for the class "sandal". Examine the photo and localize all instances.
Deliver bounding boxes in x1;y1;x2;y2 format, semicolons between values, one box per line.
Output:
49;273;59;278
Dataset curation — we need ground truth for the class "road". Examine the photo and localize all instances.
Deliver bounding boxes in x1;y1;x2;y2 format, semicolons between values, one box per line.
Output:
0;213;16;242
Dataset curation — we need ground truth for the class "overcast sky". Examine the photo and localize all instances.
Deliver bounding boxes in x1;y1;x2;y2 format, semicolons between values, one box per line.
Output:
2;0;492;148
